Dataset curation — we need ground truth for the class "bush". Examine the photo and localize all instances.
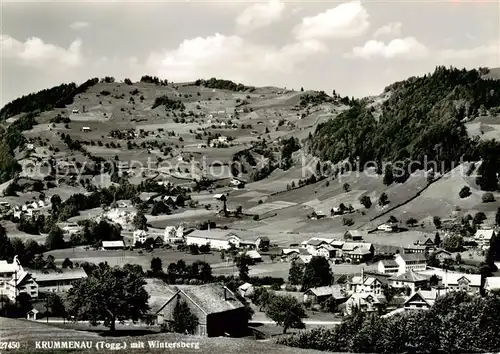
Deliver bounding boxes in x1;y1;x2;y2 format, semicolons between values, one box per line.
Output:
459;186;472;198
482;192;495;203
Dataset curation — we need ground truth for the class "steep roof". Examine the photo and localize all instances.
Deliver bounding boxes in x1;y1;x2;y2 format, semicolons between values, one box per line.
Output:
389;270;429;283
342;242;372;252
474;229;495;240
175;284;244;314
305;285;346;298
346;230;367;237
187;229;235;240
144;278;179;313
398;253;427;262
380;259;398;267
31;268;88;282
404;290;438;307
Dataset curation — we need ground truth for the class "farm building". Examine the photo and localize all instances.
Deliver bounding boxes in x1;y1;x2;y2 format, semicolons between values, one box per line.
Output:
431;249;453;263
31;268;88;294
413;234;435;248
342;293;386;316
349;271;384;295
144;281;248;337
403;290;440;310
341;242;374;263
255;236;270;250
101;240;125;250
377;223;398;232
238;283;254;298
303;285;346;305
418;269;481;294
238;250;262;264
344;230;367;241
81;127;91;132
185;230;242;250
403;245;427;254
474;229;495;249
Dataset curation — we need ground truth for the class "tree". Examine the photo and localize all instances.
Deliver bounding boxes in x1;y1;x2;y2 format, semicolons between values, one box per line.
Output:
455;253;462;264
189;244;199;255
359;196;372;209
132;211;148;230
50;194;62;215
301;256;333;291
151;257;163;273
482;192;495;203
343;183;350;193
378;193;388;206
442;235;464;252
406;218;418;227
199;244;210;253
459;186;471;198
170;300;198;334
265;295;307;334
434;232;441;248
473;212;487;225
0;225;14;261
383;165;394;185
251;287;274;311
288;261;304;286
45;226;65;250
66;264;150;332
46;293;66;317
496;207;500;227
62;257;73;269
236;253;252;282
433;216;442;229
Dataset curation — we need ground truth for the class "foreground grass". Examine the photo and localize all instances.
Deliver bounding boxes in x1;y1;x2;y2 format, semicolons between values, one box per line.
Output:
0;317;328;354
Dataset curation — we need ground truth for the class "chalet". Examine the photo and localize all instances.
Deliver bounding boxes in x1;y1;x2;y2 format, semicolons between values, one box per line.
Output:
281;248;309;262
145;281;248;337
403;290;440;310
432;249;453;263
344;230;367;241
255;236;270;250
350;271;384;295
341;242;374;263
418;269;481;294
0;257;38;301
311;211;327;220
389;270;430;293
133;230;148;244
343;293;385;316
395;253;427;275
316;244;336;258
377;259;399;275
239;240;257;250
31;268;87;294
484;277;500;293
303;285;346;305
474;229;495;249
413;235;435;248
403;245;427;254
305;238;329;255
101;240;125;250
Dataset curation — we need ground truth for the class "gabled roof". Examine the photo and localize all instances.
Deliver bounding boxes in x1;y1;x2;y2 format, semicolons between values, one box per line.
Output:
31;268;87;282
351;275;381;286
342;242;373;252
174;284;244;314
304;285;346;298
307;238;328;246
257;236;270;242
239;250;261;259
187;229;236;240
346;230;368;237
317;244;335;251
380;259;398;267
102;240;125;248
389;270;429;283
398;253;427;262
404;290;438;307
238;282;253;291
474;229;495;240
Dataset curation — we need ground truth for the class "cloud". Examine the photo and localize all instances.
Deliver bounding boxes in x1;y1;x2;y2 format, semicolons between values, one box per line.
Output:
293;0;369;41
69;21;90;30
437;43;498;61
147;33;327;84
372;22;402;38
235;0;285;32
348;37;429;60
0;35;84;68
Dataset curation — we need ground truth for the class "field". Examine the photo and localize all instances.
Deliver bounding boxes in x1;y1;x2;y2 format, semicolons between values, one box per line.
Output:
0;317;329;354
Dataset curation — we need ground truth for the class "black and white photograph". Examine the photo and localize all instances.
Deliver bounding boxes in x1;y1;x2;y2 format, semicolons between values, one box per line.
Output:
1;0;500;353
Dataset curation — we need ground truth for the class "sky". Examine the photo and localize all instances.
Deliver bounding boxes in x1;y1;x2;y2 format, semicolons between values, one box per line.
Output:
1;0;499;107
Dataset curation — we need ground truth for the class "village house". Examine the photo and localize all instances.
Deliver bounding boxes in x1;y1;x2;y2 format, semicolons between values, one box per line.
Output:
389;270;430;293
418;269;481;294
413;235;435;249
238;250;262;264
0;256;38;301
377;259;399;275
404;245;427;254
403;290;440;310
31;268;88;294
303;285;346;305
395;253;427;275
432;249;454;263
474;229;495;249
341;242;374;263
316;244;336;258
255;236;270;250
484;277;500;294
163;225;184;243
343;293;386;316
101;240;125;250
281;248;309;262
144;280;248;337
133;230;148;244
349;270;384;295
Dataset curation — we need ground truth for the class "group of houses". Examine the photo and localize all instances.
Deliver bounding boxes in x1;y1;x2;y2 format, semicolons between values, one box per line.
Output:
0;256;87;302
2;199;48;219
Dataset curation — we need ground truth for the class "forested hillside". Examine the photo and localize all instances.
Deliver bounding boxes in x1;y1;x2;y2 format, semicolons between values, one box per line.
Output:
310;66;500;183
